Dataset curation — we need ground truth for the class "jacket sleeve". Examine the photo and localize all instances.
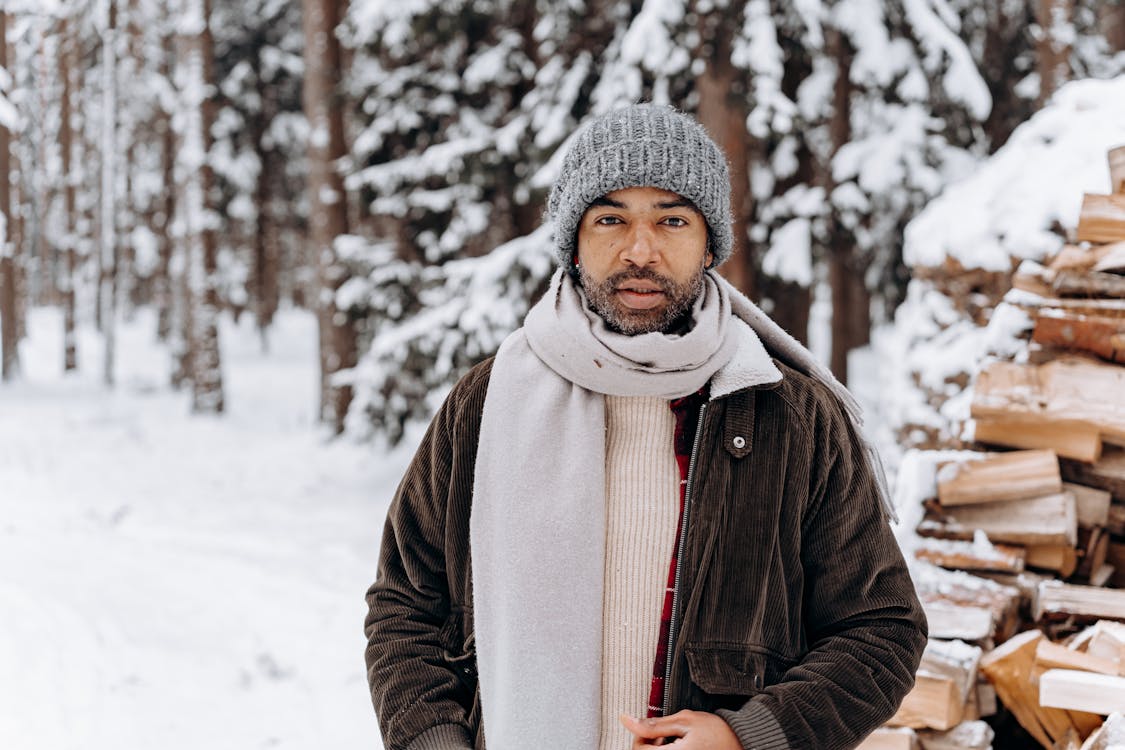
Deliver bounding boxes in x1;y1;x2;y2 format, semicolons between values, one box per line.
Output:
718;389;928;750
364;366;490;750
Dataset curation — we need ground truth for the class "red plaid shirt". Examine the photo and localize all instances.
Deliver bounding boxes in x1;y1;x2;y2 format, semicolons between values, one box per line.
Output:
646;388;706;716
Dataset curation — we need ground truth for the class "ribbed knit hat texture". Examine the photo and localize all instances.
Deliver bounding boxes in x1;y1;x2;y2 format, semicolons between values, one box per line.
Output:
547;103;734;267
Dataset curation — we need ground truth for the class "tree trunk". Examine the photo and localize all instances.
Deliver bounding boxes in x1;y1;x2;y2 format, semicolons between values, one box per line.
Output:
99;0;118;386
0;11;18;381
1036;0;1073;107
60;16;78;371
303;0;356;433
827;28;865;384
694;5;755;300
185;0;224;413
155;18;176;343
1100;3;1125;52
252;92;279;347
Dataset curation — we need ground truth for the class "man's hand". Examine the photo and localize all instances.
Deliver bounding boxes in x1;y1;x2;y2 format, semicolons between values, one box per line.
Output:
619;711;742;748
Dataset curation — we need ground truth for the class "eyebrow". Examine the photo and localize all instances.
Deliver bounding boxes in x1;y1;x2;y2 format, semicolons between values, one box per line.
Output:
588;196;701;212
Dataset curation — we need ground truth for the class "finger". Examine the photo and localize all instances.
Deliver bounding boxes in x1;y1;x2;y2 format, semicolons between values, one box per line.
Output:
619;713;688;740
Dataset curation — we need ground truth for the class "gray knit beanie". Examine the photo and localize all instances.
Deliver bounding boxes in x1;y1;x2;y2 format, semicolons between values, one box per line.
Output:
546;103;734;267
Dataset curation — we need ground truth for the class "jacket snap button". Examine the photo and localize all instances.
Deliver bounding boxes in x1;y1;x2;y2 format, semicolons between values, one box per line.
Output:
732;436;746;449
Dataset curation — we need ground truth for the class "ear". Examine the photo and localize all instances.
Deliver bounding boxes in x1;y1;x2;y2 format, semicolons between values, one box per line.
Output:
704;251;714;269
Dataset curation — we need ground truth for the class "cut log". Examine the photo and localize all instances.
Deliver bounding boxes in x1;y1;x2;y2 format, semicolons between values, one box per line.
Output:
1054;270;1125;299
1033;313;1125;365
1015;259;1125;299
1040;668;1125;715
1014;260;1058;297
1035;638;1121;676
979;629;1075;747
1060;449;1125;502
1080;711;1125;750
1107;543;1125;587
976;680;998;717
913;568;1022;644
914;538;1026;574
926;492;1078;547
1076;193;1125;244
1092;242;1125;274
937;450;1062;506
1076;527;1110;580
1084;621;1125;669
972;356;1125;453
921;602;995;643
1026;544;1080;578
1089;564;1115;588
1006;288;1125;320
857;727;919;750
1048;244;1110;273
917;720;995;750
889;672;962;731
889;640;981;731
1035;581;1125;623
1111;145;1125;194
973;419;1102;463
1067;483;1114;528
1108;507;1125;537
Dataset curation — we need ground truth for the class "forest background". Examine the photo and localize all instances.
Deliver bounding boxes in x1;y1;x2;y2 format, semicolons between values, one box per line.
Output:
1;0;1123;444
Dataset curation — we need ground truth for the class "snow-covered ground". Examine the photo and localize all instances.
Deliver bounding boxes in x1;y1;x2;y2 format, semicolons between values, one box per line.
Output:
0;307;417;749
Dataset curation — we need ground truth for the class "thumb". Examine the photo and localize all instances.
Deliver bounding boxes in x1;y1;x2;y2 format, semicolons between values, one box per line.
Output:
619;714;679;740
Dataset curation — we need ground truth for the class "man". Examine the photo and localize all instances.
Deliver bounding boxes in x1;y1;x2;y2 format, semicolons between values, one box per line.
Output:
365;103;927;750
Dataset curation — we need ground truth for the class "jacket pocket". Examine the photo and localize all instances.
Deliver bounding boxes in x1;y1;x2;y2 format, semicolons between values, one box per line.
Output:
684;643;793;709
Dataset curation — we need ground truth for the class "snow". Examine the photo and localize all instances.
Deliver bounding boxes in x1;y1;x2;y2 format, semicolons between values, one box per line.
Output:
0;307;408;749
905;74;1125;271
762;217;813;286
901;0;991;120
620;0;689;77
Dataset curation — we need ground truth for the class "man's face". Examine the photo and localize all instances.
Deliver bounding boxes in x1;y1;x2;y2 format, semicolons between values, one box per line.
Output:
576;186;713;335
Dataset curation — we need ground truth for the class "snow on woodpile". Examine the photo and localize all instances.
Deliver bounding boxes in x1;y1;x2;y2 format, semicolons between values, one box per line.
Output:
905;75;1125;273
878;74;1125;457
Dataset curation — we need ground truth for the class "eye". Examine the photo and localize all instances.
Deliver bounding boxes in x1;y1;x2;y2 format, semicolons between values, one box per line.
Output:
662;216;688;227
594;215;623;225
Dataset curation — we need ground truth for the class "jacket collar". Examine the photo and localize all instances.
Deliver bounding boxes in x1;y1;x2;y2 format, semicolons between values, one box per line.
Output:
709;318;783;401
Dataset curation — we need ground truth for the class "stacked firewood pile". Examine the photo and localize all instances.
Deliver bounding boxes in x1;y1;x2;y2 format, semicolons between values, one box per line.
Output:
861;147;1125;749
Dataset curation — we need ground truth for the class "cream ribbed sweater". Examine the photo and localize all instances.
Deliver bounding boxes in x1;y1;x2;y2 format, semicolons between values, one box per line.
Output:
598;396;681;750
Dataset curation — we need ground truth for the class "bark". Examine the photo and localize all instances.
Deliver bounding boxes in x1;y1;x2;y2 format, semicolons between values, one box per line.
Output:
188;0;224;413
60;16;78;371
1035;0;1073;107
694;4;755;300
302;0;356;432
981;2;1030;148
99;0;118;385
252;84;279;345
0;11;18;380
827;29;868;384
155;21;176;342
1100;3;1125;52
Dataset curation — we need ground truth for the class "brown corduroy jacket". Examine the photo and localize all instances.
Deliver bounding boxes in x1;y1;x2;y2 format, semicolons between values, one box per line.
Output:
365;357;927;750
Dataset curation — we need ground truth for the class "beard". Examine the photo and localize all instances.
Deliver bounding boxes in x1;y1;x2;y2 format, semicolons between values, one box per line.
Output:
578;265;706;335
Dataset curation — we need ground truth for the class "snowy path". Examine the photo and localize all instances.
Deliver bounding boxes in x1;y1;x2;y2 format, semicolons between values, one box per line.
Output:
0;308;413;749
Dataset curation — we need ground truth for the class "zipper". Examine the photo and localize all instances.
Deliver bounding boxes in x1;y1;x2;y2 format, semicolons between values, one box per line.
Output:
662;401;707;715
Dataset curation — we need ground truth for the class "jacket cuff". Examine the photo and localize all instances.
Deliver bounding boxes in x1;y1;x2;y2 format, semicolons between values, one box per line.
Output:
404;723;474;750
717;702;789;750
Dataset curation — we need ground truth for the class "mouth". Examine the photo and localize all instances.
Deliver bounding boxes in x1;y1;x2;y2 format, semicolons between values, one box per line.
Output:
614;281;667;310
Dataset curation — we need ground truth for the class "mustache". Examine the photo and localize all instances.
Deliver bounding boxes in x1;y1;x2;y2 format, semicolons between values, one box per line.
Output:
603;268;676;293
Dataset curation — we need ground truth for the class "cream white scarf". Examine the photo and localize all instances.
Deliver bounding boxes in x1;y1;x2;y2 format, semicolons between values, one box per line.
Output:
469;269;891;749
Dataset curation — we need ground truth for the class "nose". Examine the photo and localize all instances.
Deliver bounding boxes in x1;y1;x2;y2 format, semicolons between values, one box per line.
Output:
620;223;659;267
